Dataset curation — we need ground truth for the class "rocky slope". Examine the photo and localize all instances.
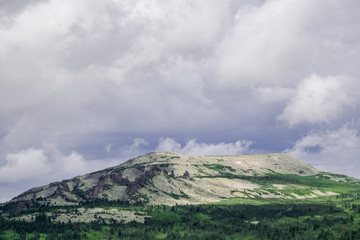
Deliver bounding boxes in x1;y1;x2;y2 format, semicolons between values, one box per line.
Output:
6;152;357;209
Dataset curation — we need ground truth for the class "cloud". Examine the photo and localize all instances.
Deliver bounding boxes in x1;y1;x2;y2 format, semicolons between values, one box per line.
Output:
254;87;295;103
0;0;48;17
284;125;360;178
215;0;309;87
1;0;360;156
215;0;360;88
119;138;149;157
60;152;87;175
156;138;252;156
0;146;117;182
278;74;358;126
0;0;229;153
0;148;50;182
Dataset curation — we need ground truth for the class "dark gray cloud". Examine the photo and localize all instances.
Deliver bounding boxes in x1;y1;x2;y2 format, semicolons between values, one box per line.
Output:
0;0;360;202
0;0;48;15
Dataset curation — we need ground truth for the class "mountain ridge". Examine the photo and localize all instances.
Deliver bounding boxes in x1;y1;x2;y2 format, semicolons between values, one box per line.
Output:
6;152;358;211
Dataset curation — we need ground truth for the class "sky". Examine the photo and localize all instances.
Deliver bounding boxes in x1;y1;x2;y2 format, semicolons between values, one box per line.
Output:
0;0;360;203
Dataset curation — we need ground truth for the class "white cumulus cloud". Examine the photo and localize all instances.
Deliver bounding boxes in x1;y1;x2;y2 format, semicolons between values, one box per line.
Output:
0;148;51;182
60;152;87;175
278;74;357;126
285;125;360;178
0;146;117;183
156;138;252;156
119;138;149;157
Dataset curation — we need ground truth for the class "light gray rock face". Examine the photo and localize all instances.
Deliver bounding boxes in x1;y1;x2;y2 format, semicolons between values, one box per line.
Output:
7;152;356;208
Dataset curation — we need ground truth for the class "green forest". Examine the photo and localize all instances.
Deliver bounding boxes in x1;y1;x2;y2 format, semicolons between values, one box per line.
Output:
1;193;360;240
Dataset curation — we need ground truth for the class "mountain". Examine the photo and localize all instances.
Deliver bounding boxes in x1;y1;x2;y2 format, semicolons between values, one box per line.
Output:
6;152;358;208
2;152;360;239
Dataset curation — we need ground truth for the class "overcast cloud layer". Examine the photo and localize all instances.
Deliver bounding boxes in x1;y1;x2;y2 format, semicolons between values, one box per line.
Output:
0;0;360;202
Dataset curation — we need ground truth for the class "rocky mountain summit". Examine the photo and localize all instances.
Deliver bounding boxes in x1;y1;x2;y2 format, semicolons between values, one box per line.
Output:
6;152;358;209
